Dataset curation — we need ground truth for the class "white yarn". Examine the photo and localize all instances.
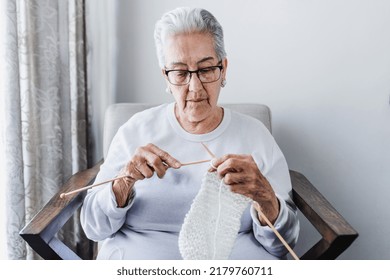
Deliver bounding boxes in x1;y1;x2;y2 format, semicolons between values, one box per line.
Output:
178;171;251;260
212;179;223;259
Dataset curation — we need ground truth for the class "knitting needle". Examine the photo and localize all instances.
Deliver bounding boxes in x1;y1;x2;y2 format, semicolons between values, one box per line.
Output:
60;175;131;199
60;159;211;199
253;201;300;260
181;159;211;166
201;142;216;158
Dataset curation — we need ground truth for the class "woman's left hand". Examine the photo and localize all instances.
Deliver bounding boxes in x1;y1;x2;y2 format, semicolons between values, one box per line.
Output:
209;154;279;226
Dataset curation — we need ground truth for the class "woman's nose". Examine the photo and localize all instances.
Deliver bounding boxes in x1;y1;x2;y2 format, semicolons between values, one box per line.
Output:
188;72;203;92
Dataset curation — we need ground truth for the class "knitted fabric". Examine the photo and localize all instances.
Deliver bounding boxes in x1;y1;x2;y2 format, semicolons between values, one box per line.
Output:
178;171;252;260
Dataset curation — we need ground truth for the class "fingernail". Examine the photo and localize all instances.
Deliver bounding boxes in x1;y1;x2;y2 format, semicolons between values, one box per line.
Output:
210;158;217;169
174;162;181;168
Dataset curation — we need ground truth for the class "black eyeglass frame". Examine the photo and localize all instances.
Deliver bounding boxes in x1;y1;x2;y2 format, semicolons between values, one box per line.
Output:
164;63;224;86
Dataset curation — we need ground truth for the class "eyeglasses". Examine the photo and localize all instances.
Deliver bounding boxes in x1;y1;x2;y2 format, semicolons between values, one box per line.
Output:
164;63;223;86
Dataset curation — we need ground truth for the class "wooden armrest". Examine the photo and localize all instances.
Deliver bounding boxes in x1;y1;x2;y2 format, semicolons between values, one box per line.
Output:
19;160;103;260
290;170;358;259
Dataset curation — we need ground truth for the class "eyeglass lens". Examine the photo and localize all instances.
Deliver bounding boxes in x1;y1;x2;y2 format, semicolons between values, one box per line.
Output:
167;67;222;85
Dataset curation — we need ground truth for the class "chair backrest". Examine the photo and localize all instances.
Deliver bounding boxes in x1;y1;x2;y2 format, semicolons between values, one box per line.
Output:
103;103;272;158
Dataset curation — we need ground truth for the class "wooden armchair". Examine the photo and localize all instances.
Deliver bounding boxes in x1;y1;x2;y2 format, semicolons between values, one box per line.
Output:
20;103;358;260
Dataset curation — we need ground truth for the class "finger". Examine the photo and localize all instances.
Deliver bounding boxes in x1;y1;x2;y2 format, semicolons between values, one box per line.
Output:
223;172;249;185
210;154;232;168
207;158;218;172
210;154;248;170
208;155;232;172
126;163;145;181
217;157;245;177
146;143;181;168
144;153;168;178
133;159;154;179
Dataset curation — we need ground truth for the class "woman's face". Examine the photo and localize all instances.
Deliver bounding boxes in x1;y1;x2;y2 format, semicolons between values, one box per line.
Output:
163;32;227;125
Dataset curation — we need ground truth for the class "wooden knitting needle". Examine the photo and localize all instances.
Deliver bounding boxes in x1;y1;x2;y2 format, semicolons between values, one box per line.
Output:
201;142;216;158
60;159;211;199
181;159;211;166
253;201;300;260
60;175;131;199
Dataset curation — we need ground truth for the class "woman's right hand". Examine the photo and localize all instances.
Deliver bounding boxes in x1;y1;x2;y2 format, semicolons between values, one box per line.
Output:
113;143;181;207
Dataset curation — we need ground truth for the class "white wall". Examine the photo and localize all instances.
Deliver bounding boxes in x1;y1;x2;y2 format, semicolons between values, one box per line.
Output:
88;0;390;259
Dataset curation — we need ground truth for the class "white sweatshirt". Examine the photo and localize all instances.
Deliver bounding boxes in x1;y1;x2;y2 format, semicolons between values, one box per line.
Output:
80;103;299;259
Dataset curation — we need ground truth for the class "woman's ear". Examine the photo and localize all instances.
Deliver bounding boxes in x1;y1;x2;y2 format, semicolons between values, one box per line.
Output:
222;57;228;80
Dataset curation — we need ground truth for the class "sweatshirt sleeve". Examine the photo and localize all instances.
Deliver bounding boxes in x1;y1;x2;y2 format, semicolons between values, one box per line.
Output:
80;125;135;241
251;140;300;258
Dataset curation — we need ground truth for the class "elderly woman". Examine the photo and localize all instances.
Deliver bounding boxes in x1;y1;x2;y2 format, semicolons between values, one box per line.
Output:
81;7;299;260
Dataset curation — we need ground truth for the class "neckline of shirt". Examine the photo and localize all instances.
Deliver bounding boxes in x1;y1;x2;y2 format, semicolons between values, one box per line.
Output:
166;102;231;142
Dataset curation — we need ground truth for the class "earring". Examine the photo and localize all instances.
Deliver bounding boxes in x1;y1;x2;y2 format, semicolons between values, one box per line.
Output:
221;79;227;88
166;87;172;94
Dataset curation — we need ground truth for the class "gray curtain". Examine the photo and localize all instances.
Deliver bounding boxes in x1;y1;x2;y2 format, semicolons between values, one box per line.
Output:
4;0;92;259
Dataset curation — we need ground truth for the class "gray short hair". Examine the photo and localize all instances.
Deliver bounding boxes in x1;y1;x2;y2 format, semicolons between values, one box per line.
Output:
154;7;227;68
